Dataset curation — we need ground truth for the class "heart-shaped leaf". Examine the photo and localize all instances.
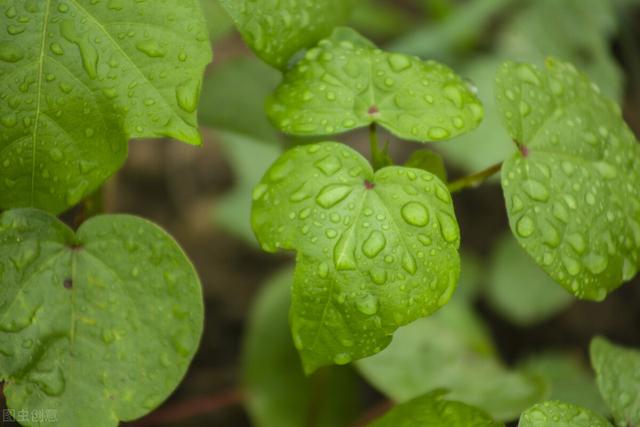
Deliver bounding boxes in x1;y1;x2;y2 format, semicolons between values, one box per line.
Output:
267;28;484;142
497;58;640;301
368;391;503;427
590;337;640;427
0;0;212;214
519;401;613;427
252;142;460;373
219;0;352;70
0;209;203;427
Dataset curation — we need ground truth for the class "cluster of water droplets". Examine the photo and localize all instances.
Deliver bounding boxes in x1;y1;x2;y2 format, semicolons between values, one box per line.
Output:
267;33;483;142
499;60;640;300
0;0;209;211
252;142;461;366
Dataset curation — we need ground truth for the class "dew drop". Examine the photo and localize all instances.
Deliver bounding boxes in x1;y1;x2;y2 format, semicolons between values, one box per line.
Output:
401;202;429;227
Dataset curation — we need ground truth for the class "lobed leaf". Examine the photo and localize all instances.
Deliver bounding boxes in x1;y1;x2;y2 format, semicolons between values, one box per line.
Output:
219;0;352;70
267;28;483;143
519;401;613;427
243;268;359;427
590;337;640;427
368;391;503;427
251;142;461;373
0;0;212;214
0;209;203;427
497;59;640;301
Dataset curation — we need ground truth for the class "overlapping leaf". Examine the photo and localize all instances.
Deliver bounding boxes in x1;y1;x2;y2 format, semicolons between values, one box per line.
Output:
486;234;572;326
243;268;359;427
497;59;640;301
357;300;546;421
519;401;613;427
368;391;503;427
219;0;352;70
0;0;212;214
252;142;461;372
0;209;203;427
267;28;483;142
590;337;640;426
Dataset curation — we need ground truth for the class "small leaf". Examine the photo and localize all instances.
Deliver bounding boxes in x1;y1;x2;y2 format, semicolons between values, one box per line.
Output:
252;142;461;373
199;57;281;142
219;0;352;69
0;0;212;214
520;352;609;417
368;391;503;427
404;148;448;183
243;268;359;427
0;209;203;427
267;28;483;142
519;401;613;427
357;300;546;421
486;234;572;326
590;336;640;427
497;59;640;301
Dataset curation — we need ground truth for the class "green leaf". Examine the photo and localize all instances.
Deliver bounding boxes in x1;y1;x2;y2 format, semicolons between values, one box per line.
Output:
219;0;352;70
243;268;359;427
368;390;503;427
404;148;448;183
0;209;203;427
267;28;483;143
0;0;212;214
590;336;640;427
497;59;640;301
519;401;613;427
200;0;233;42
214;132;281;245
520;352;609;417
199;57;281;142
497;0;624;102
357;300;546;421
435;57;515;174
486;234;572;326
251;142;461;373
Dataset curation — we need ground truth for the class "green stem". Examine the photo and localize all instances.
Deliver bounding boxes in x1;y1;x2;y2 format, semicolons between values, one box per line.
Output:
447;161;502;193
369;123;393;170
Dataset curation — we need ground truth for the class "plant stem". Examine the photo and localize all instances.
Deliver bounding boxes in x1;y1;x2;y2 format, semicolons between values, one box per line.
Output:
447;161;502;193
369;123;393;170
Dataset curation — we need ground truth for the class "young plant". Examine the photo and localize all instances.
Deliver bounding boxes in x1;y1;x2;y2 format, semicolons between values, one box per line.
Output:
220;0;640;401
0;0;211;425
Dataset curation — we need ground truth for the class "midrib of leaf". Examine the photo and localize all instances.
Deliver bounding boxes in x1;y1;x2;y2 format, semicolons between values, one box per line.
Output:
309;187;369;351
30;0;52;205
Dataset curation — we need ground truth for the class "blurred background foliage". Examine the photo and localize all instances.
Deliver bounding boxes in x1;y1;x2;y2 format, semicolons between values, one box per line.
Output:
113;0;640;426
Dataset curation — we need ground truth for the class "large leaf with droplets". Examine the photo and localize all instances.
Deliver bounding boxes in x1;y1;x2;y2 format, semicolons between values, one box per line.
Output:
219;0;352;70
267;28;483;142
251;142;461;373
519;401;613;427
497;59;640;301
357;300;546;421
590;337;640;427
368;391;503;427
0;209;203;427
243;268;359;427
0;0;212;214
